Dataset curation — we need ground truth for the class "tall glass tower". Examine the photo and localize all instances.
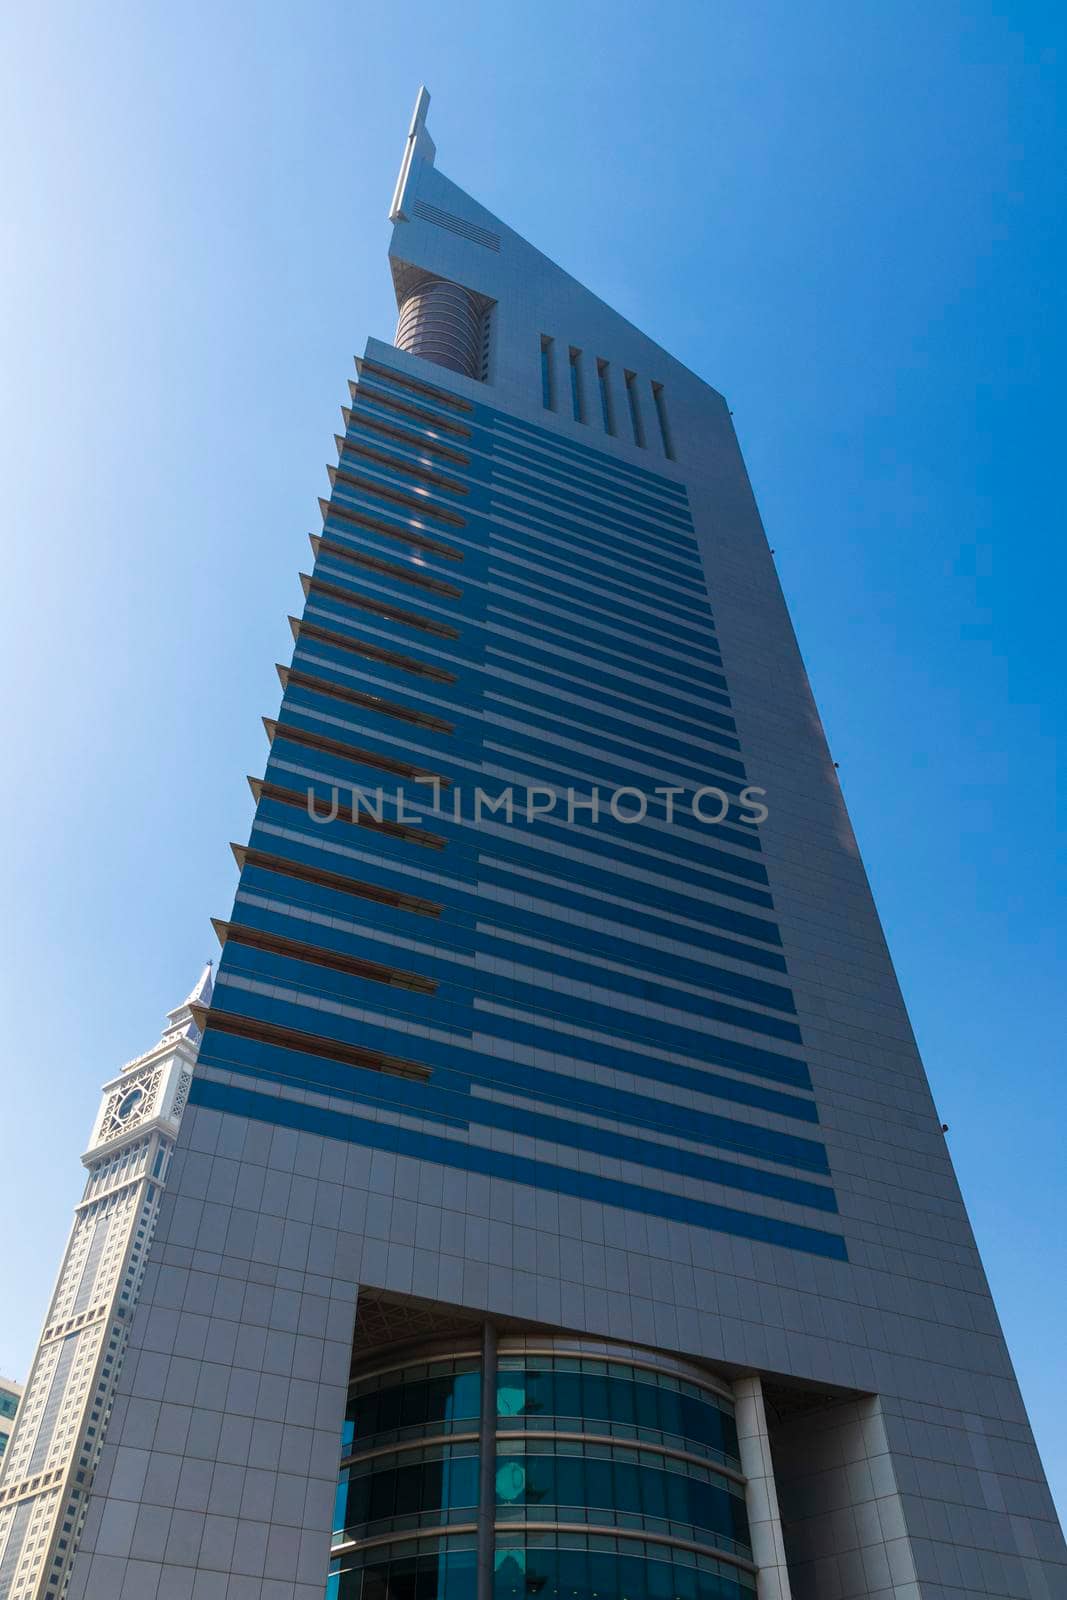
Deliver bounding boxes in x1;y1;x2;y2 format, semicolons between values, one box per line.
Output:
62;91;1064;1600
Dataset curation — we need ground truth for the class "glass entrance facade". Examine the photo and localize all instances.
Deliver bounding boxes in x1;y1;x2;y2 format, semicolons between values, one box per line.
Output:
328;1336;755;1600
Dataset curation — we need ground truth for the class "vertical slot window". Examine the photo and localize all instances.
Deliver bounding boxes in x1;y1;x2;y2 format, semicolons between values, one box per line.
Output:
625;370;645;448
540;336;555;410
569;347;584;423
480;307;493;382
597;359;614;435
651;381;674;459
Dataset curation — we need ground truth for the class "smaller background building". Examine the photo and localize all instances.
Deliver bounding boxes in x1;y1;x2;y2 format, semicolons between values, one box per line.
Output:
0;1383;21;1465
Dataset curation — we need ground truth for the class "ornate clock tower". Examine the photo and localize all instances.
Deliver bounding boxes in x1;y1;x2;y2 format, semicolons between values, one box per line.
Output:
0;963;213;1600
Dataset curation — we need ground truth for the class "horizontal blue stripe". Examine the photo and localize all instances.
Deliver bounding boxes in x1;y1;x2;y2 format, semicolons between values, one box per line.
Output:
197;1028;832;1205
479;1002;810;1091
242;818;783;954
239;851;787;975
212;932;809;1091
492;464;695;546
489;428;694;515
189;1075;847;1261
489;413;690;499
475;857;781;949
495;648;733;716
480;696;746;782
231;889;797;1025
490;514;708;605
490;438;695;526
489;530;711;620
489;494;704;588
486;558;715;643
488;592;723;669
203;979;821;1167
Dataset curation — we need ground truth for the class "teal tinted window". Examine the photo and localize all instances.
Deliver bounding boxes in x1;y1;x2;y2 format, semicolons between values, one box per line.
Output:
495;1445;750;1556
492;1543;754;1600
329;1543;477;1600
334;1445;479;1540
496;1362;740;1466
343;1362;480;1453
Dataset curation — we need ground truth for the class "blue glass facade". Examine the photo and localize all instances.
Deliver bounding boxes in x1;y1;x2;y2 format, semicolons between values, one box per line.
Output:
190;356;845;1266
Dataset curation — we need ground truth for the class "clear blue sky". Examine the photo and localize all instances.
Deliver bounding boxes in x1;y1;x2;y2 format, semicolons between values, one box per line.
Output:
1;0;1063;1516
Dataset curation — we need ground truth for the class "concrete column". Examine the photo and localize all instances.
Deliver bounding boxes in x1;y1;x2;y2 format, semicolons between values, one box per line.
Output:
733;1375;794;1600
476;1321;498;1600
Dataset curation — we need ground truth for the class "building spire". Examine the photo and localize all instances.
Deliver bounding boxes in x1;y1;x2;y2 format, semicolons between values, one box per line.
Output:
161;959;214;1044
389;85;434;222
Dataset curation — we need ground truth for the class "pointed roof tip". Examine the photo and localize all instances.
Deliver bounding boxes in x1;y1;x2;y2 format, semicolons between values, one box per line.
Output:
186;958;214;1009
390;86;436;223
163;958;214;1034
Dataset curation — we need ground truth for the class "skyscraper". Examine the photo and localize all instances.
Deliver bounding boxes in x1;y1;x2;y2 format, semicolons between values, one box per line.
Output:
0;966;213;1600
61;90;1064;1600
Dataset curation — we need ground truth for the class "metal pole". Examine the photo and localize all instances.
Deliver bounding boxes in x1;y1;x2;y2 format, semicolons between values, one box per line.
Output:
476;1320;498;1600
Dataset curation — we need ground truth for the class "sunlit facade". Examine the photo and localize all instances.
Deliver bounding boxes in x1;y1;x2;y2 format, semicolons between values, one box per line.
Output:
64;92;1066;1600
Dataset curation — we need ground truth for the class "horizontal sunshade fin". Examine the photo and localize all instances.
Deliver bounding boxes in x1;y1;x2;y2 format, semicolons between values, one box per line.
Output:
248;776;446;849
277;664;455;734
290;616;457;683
325;464;465;528
316;504;463;596
358;356;473;413
192;1007;432;1081
313;500;464;562
336;435;468;496
301;565;460;639
342;404;471;467
350;378;472;440
213;918;437;994
230;843;442;917
264;716;453;785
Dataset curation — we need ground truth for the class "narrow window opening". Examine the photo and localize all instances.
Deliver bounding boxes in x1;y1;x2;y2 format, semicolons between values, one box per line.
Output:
596;359;614;435
624;370;645;447
480;307;493;382
569;347;585;423
540;336;555;410
651;380;675;459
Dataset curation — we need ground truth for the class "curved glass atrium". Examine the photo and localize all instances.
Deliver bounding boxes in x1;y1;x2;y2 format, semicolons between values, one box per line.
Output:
328;1332;756;1600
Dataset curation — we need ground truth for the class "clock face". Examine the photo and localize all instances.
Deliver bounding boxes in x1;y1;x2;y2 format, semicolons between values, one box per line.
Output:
116;1087;144;1121
98;1067;164;1145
